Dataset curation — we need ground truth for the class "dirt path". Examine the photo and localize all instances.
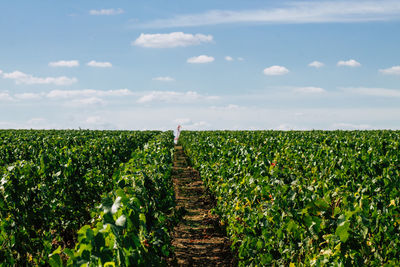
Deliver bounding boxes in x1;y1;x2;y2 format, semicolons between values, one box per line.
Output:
169;146;235;267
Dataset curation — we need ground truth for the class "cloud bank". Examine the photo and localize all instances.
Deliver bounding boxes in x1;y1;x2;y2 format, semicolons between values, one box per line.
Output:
90;8;124;16
337;59;361;67
152;76;175;82
49;60;79;67
137;91;219;103
187;55;215;64
87;61;113;68
263;65;289;76
379;66;400;75
2;70;77;85
137;1;400;28
132;32;213;48
308;61;324;68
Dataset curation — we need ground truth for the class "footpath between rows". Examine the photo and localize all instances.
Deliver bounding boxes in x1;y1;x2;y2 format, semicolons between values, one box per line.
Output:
168;146;235;266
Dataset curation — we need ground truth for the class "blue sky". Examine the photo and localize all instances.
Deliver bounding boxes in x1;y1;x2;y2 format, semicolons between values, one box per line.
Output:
1;0;400;130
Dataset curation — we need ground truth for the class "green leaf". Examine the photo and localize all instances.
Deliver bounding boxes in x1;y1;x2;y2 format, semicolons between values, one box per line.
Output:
335;220;350;242
314;199;330;210
64;248;74;258
287;220;298;233
49;254;62;267
86;228;94;241
161;244;170;257
139;213;146;224
256;240;263;250
51;245;62;255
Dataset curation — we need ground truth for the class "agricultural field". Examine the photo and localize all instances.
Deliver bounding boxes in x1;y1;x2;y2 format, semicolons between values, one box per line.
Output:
180;130;400;266
1;129;400;266
0;130;175;266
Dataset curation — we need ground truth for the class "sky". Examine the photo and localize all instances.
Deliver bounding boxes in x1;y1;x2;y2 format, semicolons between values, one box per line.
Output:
0;0;400;130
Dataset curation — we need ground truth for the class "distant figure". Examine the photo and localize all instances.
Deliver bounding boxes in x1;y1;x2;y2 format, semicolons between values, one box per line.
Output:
174;125;181;144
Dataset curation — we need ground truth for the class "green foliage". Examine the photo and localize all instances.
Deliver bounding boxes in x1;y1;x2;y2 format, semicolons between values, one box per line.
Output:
0;130;157;167
52;131;175;266
0;130;160;265
180;130;400;266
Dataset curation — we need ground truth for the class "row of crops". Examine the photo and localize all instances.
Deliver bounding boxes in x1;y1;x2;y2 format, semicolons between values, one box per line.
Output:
0;130;175;266
179;130;400;266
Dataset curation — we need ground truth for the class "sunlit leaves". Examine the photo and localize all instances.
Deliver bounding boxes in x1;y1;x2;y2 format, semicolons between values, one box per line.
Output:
335;220;350;242
180;130;400;266
0;130;160;265
65;131;175;266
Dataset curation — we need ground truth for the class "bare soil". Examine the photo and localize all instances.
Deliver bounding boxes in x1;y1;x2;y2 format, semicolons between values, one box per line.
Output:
168;146;235;267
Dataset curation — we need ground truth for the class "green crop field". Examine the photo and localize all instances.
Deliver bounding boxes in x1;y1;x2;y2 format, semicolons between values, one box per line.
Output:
0;130;175;266
180;130;400;266
1;130;399;266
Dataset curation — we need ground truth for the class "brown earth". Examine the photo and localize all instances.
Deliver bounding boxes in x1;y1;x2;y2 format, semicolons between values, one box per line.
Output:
168;146;235;267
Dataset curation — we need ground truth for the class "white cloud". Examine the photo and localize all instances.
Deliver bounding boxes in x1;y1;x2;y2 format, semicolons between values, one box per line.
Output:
137;91;219;104
46;89;132;99
2;70;77;85
132;32;213;48
187;55;215;64
49;60;79;68
337;59;361;67
81;116;116;129
71;97;106;106
237;57;244;61
331;123;371;130
100;89;133;96
308;61;324;68
293;86;326;94
211;104;241;110
138;1;400;28
6;89;132;106
0;92;13;101
87;60;112;68
89;8;124;16
379;66;400;75
152;76;175;82
263;65;289;76
342;87;400;97
45;89;132;107
225;56;234;61
15;93;43;100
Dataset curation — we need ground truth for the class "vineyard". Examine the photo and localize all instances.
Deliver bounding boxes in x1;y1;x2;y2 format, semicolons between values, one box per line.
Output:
180;130;400;266
0;130;175;266
1;129;399;266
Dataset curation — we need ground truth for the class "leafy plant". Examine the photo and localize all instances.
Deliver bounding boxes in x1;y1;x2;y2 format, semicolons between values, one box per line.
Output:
0;130;160;265
52;131;175;266
180;130;400;266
